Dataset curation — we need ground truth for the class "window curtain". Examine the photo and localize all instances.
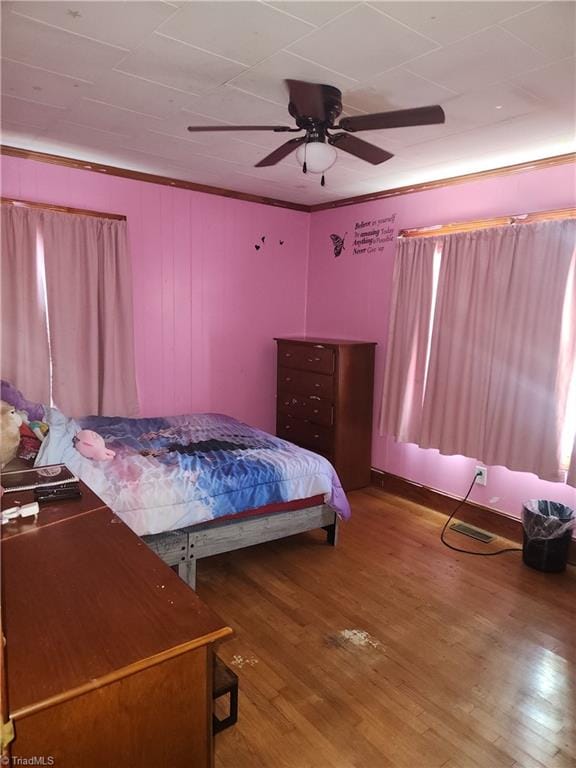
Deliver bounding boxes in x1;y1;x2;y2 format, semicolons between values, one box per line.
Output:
379;235;437;443
41;211;139;418
382;218;576;486
0;206;51;404
1;205;139;418
419;227;511;464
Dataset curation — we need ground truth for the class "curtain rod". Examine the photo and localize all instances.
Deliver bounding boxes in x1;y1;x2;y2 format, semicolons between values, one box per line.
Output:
398;206;576;238
1;196;126;221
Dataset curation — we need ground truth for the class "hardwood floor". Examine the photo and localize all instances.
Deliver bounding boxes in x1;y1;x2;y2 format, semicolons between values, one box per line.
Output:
196;487;576;768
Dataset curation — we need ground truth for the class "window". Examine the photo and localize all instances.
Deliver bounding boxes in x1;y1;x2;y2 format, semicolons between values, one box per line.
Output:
380;217;576;485
1;202;139;417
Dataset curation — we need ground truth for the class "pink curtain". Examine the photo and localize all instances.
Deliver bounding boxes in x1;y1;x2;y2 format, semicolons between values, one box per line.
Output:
419;227;505;461
0;206;51;404
41;211;139;418
379;235;437;443
421;219;576;483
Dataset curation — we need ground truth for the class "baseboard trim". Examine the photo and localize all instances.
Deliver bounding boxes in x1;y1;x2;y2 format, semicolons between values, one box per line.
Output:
370;468;575;566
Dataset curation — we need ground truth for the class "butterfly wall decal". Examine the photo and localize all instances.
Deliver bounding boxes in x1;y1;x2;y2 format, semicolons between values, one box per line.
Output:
330;232;347;257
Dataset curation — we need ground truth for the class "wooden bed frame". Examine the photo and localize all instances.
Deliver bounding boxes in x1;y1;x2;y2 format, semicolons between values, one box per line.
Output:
143;503;339;589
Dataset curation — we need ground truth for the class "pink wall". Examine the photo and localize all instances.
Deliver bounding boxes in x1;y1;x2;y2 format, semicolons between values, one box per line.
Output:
1;155;310;432
3;153;575;522
307;163;576;521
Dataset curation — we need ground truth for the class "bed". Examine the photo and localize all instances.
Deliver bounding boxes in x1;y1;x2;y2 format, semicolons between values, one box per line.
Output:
35;409;350;588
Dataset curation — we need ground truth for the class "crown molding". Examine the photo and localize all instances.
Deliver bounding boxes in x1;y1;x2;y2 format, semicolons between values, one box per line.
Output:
309;152;576;211
2;145;574;214
0;145;310;213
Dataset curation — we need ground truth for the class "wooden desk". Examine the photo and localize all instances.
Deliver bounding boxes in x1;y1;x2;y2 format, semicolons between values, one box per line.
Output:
1;483;232;767
1;482;107;540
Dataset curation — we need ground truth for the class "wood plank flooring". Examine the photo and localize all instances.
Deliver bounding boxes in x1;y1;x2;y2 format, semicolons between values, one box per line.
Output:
196;487;576;768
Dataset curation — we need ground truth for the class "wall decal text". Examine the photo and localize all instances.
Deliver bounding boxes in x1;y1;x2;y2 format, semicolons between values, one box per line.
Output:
353;213;396;255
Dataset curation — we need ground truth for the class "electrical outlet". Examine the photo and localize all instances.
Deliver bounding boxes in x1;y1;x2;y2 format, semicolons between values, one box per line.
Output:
475;466;488;486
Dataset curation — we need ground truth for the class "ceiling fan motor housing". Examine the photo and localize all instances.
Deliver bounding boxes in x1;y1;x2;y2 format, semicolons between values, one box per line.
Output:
288;84;343;128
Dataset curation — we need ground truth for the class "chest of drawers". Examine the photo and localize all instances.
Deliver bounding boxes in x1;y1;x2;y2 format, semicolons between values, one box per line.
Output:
275;337;376;491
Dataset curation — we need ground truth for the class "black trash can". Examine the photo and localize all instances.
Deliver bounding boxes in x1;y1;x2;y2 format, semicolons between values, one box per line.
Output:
522;500;574;573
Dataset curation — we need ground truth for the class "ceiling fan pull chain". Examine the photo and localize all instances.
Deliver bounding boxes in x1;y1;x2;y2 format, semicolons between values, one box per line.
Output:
303;143;307;174
321;174;325;187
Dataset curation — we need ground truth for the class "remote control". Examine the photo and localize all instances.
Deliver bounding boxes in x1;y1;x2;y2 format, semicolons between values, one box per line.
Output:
34;486;82;503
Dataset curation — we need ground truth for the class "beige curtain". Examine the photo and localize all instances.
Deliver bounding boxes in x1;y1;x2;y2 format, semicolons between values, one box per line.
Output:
379;235;437;443
0;206;51;404
421;219;576;483
419;227;505;461
41;211;139;418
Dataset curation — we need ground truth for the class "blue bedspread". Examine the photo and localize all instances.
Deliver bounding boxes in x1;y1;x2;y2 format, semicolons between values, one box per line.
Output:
36;411;350;536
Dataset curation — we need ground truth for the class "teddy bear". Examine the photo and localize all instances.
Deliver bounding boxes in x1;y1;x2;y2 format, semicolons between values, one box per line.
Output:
0;380;49;461
73;429;116;461
0;400;23;468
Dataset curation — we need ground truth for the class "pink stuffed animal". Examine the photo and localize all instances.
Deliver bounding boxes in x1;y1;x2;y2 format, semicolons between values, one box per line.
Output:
74;429;115;461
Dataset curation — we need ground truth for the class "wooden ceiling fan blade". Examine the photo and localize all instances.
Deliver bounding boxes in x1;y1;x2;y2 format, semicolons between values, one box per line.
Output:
255;137;307;167
329;133;393;165
338;105;445;132
187;124;294;132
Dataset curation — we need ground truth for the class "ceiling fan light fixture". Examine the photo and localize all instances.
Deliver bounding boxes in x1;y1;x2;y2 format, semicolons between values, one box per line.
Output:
295;141;337;174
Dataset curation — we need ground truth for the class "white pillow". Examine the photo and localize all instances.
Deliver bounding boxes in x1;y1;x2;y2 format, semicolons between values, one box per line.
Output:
34;407;81;466
34;407;112;499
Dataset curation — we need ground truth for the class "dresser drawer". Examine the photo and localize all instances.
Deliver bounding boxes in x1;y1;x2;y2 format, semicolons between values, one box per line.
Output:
277;418;333;453
277;367;334;399
277;393;333;427
277;342;335;375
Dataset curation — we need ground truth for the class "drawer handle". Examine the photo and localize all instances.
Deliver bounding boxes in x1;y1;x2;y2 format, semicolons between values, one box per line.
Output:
313;409;319;414
307;357;314;362
314;383;320;388
314;434;320;439
285;377;292;382
284;353;292;357
310;395;320;401
284;424;291;430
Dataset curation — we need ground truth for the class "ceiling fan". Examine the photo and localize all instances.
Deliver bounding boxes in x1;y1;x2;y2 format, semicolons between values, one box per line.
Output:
187;79;445;185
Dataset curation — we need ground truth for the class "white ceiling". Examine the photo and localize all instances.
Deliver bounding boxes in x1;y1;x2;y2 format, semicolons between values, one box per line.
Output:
1;0;575;206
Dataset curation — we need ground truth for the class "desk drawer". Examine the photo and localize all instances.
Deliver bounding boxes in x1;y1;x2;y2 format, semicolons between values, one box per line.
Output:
277;342;335;375
277;367;334;399
277;418;333;453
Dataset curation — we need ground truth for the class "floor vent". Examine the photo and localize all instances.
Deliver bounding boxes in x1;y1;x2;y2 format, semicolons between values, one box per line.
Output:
449;522;494;543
